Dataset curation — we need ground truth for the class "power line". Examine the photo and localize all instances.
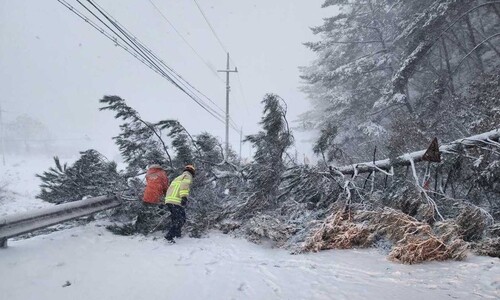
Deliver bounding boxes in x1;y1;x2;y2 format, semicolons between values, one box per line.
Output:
56;0;185;99
81;0;179;85
189;0;252;133
228;119;239;132
192;0;228;55
147;0;224;83
235;72;250;117
85;0;228;121
56;0;160;73
58;0;241;135
58;0;233;127
143;45;227;116
190;0;250;130
75;0;178;86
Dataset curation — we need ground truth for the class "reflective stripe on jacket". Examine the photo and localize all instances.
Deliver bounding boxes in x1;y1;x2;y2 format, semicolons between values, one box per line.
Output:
165;171;192;205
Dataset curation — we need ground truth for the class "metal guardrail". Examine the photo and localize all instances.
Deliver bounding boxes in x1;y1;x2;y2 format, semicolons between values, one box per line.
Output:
0;195;121;248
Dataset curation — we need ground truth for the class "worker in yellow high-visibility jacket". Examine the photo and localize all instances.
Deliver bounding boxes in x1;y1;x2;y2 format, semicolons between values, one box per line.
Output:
164;164;195;243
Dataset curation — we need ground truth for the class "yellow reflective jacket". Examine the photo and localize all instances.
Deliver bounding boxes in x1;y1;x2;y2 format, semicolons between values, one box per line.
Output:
165;171;193;205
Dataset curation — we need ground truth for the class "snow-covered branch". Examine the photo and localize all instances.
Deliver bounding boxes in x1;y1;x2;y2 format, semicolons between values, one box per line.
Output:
332;128;500;175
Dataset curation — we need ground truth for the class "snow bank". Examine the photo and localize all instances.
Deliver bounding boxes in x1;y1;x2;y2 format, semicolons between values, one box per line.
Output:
0;223;498;300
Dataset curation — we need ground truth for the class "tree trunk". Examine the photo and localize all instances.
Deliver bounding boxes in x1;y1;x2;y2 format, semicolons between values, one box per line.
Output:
441;39;455;94
465;15;485;73
330;128;500;175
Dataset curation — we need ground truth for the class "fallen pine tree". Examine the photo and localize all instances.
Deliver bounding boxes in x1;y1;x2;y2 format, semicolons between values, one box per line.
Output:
37;96;499;264
217;126;500;263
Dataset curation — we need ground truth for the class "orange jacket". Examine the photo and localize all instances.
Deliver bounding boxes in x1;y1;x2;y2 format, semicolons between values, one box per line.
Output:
143;165;169;204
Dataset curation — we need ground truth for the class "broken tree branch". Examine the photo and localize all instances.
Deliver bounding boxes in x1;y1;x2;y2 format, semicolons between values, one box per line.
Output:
331;128;500;175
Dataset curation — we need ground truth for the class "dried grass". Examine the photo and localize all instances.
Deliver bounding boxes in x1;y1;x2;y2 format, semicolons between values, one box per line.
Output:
303;207;469;264
303;209;374;252
387;219;467;264
389;236;467;264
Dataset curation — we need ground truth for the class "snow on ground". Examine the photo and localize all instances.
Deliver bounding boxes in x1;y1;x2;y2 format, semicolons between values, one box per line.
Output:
1;155;499;300
0;155;57;216
1;226;499;300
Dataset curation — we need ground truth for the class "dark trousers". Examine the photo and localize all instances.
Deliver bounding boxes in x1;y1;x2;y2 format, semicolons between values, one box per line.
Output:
165;203;186;240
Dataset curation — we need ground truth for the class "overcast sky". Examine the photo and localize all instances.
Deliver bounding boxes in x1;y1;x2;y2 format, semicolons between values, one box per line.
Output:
0;0;334;160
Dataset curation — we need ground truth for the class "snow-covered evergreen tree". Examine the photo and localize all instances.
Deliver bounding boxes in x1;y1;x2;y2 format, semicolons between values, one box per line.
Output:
156;120;196;168
301;0;500;161
37;150;125;203
242;94;294;212
300;0;399;161
99;95;173;175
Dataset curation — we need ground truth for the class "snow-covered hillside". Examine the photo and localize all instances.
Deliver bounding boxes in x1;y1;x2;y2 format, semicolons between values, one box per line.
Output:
1;157;499;300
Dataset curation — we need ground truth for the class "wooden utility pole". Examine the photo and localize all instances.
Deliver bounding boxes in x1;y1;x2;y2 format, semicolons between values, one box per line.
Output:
217;53;237;159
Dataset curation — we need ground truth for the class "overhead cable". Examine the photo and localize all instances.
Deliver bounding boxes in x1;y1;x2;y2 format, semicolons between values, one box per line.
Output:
86;0;227;120
57;0;233;127
192;0;228;55
56;0;165;77
147;0;224;83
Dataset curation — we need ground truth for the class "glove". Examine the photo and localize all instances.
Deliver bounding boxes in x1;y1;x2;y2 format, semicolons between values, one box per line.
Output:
181;197;188;207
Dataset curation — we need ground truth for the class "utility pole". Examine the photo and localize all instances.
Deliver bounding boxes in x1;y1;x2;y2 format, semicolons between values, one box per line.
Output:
217;53;237;159
0;101;5;166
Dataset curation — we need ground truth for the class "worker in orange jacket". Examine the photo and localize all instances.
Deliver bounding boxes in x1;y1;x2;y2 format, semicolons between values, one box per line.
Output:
135;163;169;233
143;164;169;204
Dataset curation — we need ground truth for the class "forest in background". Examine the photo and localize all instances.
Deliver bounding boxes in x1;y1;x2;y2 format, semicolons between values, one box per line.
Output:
300;0;499;164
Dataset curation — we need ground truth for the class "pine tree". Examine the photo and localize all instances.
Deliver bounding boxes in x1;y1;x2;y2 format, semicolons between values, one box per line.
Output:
300;0;398;161
302;0;500;161
37;150;125;203
313;123;338;164
196;132;224;164
99;95;173;175
243;94;294;210
98;96;243;236
157;120;197;168
0;182;7;202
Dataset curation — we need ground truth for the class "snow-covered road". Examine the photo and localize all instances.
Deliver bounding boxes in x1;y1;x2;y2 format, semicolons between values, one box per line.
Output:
1;224;499;300
1;155;499;300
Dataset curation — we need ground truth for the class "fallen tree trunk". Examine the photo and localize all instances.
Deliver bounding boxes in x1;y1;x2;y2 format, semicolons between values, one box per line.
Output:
332;128;500;175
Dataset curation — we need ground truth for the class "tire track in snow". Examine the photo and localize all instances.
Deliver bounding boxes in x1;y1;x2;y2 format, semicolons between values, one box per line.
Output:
257;263;282;297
